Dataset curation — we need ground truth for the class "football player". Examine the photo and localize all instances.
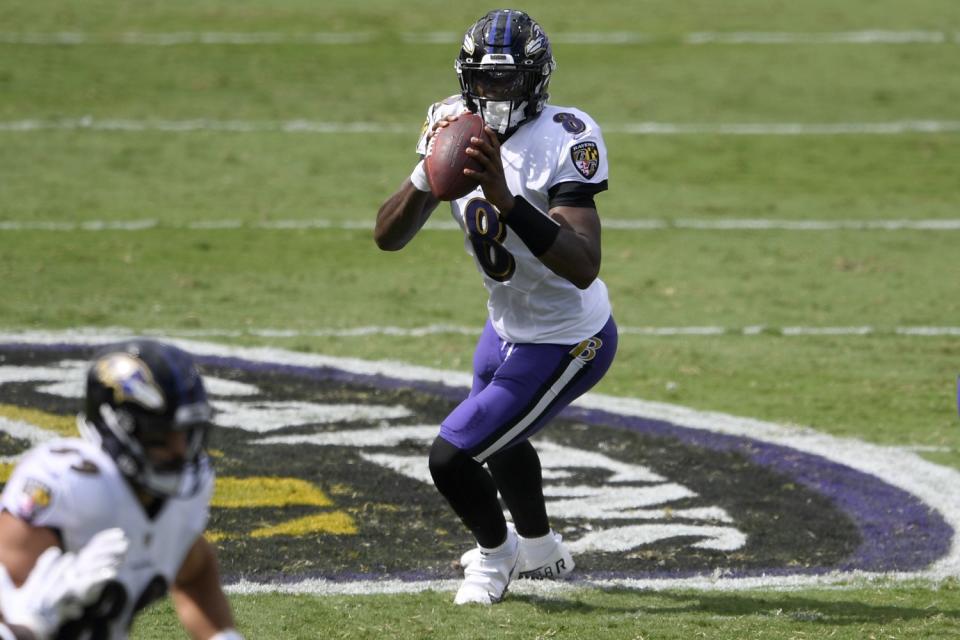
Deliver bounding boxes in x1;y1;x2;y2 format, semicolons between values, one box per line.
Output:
375;10;618;604
0;340;243;639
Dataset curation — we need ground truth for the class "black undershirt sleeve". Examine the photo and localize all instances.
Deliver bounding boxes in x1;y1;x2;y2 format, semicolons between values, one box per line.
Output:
547;180;609;209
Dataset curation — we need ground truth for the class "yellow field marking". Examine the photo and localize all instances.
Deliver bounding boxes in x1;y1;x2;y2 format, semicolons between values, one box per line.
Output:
0;405;76;437
212;478;358;537
212;477;334;508
327;483;355;496
250;511;357;538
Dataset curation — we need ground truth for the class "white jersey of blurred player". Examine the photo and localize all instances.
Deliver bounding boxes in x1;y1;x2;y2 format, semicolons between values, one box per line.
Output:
1;437;212;637
417;96;612;345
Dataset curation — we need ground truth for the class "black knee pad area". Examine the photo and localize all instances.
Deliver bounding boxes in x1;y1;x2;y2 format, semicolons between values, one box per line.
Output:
428;435;475;487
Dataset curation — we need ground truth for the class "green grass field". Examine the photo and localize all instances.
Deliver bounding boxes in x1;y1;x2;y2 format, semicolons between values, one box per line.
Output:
2;1;960;637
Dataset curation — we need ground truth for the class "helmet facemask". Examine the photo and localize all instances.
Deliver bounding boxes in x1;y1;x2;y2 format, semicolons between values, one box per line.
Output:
82;402;211;499
457;58;552;135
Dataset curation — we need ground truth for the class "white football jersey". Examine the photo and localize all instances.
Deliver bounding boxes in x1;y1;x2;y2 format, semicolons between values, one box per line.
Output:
418;97;612;344
0;438;214;639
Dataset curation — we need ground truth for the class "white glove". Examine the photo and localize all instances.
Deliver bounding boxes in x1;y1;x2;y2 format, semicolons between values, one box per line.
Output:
0;528;128;640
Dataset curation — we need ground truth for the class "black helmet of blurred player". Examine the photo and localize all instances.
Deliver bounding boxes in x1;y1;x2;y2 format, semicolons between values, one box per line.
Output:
456;10;556;136
79;339;213;498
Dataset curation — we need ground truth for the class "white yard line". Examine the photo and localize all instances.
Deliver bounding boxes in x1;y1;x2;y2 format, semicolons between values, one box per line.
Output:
610;121;960;135
684;30;953;45
3;218;960;232
601;219;960;230
0;30;956;46
0;32;377;45
897;327;960;336
0;118;410;134
224;569;956;597
2;117;959;136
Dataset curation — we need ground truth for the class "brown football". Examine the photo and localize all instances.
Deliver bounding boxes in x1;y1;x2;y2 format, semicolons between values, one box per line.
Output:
425;112;485;201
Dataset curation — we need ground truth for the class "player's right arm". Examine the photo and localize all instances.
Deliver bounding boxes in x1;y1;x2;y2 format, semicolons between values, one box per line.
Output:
375;100;465;251
0;524;53;640
374;176;440;251
0;446;73;640
0;512;53;639
0;519;127;640
0;512;59;587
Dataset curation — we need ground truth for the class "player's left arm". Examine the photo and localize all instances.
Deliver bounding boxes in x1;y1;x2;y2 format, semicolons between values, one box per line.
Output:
537;204;601;289
171;536;241;640
466;126;602;289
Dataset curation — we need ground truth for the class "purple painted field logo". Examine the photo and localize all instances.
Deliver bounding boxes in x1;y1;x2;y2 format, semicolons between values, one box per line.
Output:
0;335;956;589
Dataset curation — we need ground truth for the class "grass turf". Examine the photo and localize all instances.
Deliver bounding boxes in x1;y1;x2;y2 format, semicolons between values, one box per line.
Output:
133;582;960;639
2;0;960;637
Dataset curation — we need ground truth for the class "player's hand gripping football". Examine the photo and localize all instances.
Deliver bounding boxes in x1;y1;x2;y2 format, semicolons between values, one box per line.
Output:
463;125;514;215
430;116;512;212
425;114;461;150
0;528;128;640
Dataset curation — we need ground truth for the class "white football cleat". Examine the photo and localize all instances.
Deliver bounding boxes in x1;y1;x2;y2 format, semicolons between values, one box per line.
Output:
454;528;520;605
460;523;575;580
517;529;575;579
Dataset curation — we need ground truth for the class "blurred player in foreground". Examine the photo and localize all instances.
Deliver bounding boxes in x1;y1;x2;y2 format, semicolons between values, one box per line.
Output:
0;339;242;639
376;9;618;604
0;528;127;639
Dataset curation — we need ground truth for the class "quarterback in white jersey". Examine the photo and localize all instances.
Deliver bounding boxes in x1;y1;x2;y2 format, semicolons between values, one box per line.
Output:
0;340;241;640
415;97;612;344
377;10;618;605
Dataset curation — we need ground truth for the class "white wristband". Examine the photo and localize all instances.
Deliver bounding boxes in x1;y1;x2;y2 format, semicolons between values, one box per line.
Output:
0;624;17;640
210;630;245;640
409;159;431;192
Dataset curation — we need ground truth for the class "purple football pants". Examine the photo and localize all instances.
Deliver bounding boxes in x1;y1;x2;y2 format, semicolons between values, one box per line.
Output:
440;315;618;462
